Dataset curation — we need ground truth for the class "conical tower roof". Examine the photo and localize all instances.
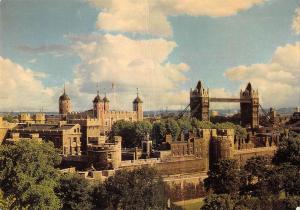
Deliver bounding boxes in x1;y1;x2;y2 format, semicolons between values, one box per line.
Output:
103;93;110;102
93;91;103;103
133;88;143;103
59;85;70;101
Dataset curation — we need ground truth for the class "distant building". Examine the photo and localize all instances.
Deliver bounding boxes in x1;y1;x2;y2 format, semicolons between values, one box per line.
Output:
189;81;259;129
63;87;143;134
19;112;46;124
10;122;81;156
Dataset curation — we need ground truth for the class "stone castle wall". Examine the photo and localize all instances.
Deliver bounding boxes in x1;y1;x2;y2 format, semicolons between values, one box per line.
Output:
233;146;276;166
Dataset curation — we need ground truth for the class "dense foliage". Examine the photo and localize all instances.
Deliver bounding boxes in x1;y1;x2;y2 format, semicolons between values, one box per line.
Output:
201;132;300;210
2;114;15;123
204;160;240;195
0;140;167;210
112;117;247;148
93;166;167;210
56;173;93;210
0;140;62;209
110;120;152;148
273;131;300;166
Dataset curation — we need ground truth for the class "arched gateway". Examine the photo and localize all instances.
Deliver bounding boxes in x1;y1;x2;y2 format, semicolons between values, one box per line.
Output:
189;81;259;128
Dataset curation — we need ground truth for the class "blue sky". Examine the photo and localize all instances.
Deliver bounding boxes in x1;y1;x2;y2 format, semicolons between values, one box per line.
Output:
0;0;299;111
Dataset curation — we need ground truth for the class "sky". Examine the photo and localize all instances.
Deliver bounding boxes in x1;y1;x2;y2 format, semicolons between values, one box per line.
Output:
0;0;299;112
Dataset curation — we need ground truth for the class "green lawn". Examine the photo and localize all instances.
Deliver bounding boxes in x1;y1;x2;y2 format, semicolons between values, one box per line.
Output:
172;198;204;210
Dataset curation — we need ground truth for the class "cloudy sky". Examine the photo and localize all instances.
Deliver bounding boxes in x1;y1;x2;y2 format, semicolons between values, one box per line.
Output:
0;0;299;112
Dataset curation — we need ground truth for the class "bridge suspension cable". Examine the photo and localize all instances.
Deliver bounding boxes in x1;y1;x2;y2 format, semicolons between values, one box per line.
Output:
177;104;190;119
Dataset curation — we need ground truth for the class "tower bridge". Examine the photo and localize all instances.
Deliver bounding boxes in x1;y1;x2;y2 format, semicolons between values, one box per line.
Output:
181;81;260;129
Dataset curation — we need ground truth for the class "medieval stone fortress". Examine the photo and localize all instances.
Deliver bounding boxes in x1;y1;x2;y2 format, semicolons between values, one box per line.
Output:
0;80;299;205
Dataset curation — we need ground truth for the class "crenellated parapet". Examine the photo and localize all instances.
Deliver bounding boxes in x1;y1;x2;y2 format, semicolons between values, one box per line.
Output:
190;81;209;98
240;82;259;99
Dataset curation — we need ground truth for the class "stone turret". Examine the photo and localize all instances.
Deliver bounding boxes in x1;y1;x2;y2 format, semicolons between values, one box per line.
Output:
103;93;110;111
59;85;72;116
93;91;104;118
133;88;143;121
190;81;209;121
240;82;259;128
210;129;234;168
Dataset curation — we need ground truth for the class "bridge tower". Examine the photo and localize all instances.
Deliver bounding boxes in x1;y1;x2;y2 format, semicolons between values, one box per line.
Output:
240;82;259;128
190;81;209;121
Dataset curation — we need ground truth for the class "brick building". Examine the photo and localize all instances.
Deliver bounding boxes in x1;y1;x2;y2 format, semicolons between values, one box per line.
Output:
10;122;82;156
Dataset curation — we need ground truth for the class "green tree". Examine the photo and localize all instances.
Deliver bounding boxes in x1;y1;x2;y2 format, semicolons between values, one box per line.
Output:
244;156;270;182
164;118;180;141
0;190;14;210
56;173;93;210
151;122;167;145
191;118;215;129
241;156;275;196
201;194;235;210
110;120;135;148
279;163;300;196
215;122;247;138
104;166;167;210
111;120;153;148
134;121;153;143
3;114;15;123
0;139;62;209
177;117;192;133
273;133;300;166
92;182;109;209
204;160;240;195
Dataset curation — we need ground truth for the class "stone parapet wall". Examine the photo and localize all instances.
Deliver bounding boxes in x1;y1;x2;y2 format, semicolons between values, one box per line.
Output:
233;146;276;166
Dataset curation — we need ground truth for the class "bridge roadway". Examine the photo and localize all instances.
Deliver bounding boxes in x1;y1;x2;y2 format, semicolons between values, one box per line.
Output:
209;97;251;103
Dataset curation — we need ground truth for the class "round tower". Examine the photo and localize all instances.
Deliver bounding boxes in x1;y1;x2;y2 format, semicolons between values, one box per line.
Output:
59;85;71;116
93;91;104;118
103;93;110;111
133;88;143;121
210;129;234;169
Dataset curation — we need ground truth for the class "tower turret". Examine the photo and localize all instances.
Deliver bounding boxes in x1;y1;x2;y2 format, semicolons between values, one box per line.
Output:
190;81;209;120
240;82;259;128
103;93;110;111
59;85;72;116
133;88;143;121
93;91;104;118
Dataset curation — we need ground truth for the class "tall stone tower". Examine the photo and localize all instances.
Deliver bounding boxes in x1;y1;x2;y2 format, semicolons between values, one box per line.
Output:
133;89;143;121
190;81;209;121
103;93;110;111
59;85;72;116
240;82;259;128
93;91;104;118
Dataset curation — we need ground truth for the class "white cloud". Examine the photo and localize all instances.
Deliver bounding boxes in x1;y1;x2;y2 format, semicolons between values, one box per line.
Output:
16;44;71;57
224;42;300;108
28;58;37;64
90;0;266;36
65;34;190;110
292;7;300;35
0;57;57;112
